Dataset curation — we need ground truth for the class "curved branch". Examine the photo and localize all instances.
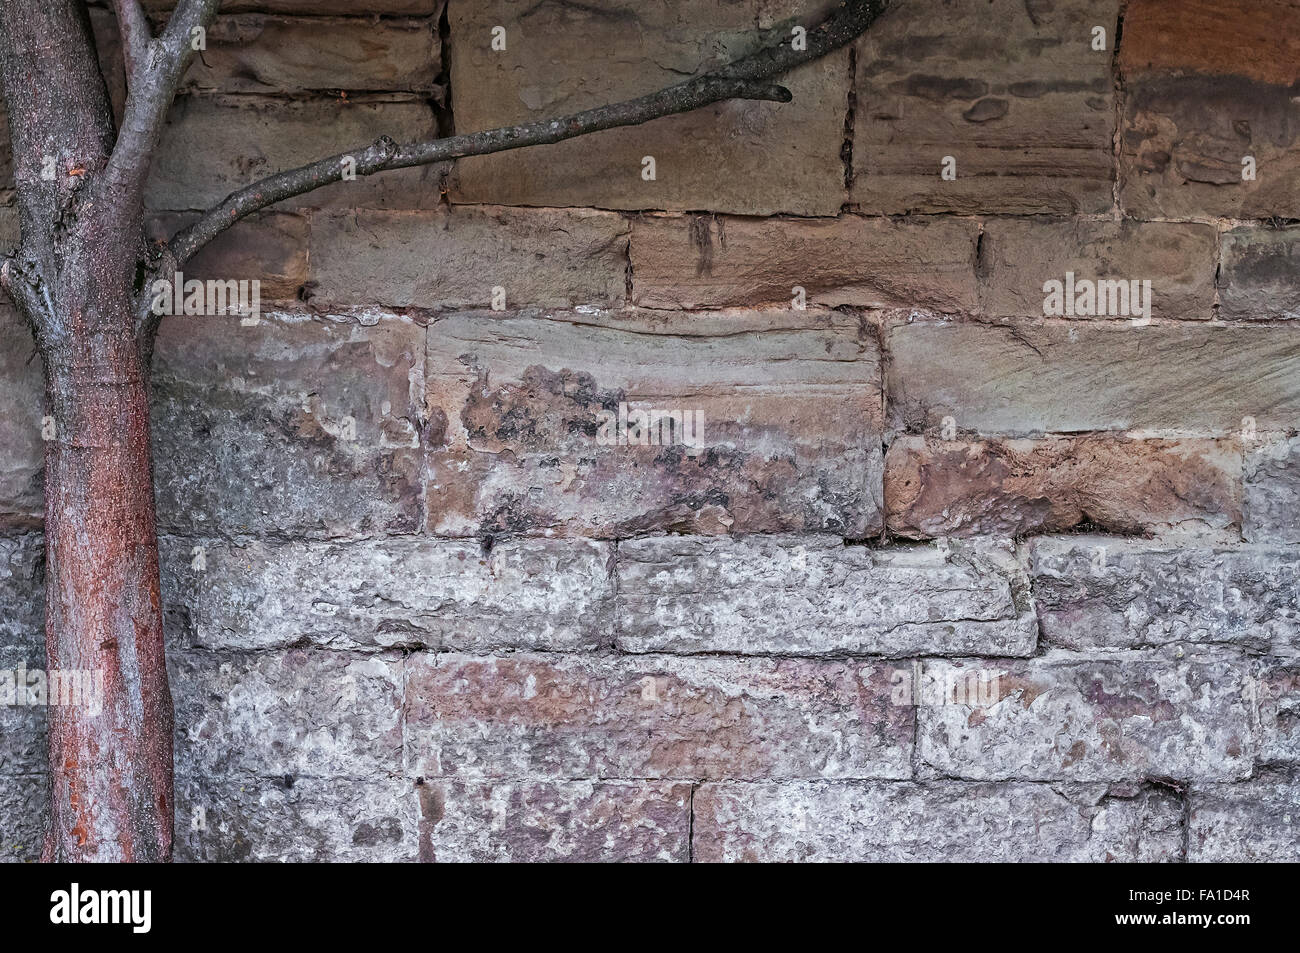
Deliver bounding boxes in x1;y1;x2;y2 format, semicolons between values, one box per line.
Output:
170;0;890;266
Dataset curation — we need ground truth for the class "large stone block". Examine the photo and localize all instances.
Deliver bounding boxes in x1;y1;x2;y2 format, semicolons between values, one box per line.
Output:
146;96;442;211
172;649;404;780
161;535;613;652
418;781;691;862
917;653;1255;781
308;207;629;311
629;213;978;312
852;0;1118;214
1189;771;1300;862
1219;227;1300;322
693;780;1182;862
616;534;1036;657
405;653;914;780
425;308;884;537
446;0;849;215
151;313;424;538
148;211;309;303
885;435;1241;538
0;307;43;530
183;16;439;93
1030;537;1300;656
978;219;1216;321
1119;0;1300;220
885;321;1300;435
175;775;417;863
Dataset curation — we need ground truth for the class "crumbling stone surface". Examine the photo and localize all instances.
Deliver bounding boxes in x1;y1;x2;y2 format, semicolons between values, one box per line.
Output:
1190;771;1300;862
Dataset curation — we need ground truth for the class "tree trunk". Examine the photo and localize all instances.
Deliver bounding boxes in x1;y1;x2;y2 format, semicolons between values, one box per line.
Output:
40;321;173;863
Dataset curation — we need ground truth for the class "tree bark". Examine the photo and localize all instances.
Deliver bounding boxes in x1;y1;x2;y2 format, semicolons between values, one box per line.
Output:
42;326;173;863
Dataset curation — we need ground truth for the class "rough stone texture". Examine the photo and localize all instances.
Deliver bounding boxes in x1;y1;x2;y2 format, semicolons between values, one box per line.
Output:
171;649;403;779
852;0;1117;214
146;96;442;211
425;308;884;538
151;313;424;538
978;219;1217;321
0;536;44;779
616;535;1037;657
1243;436;1300;544
175;776;418;863
629;213;979;312
1189;771;1300;862
148;211;309;303
1258;664;1300;764
886;321;1300;435
446;0;849;215
183;16;440;93
885;435;1241;538
0;307;43;529
1030;537;1300;656
419;781;691;862
1219;227;1300;322
0;775;45;864
308;207;629;312
405;653;914;781
693;781;1183;862
161;535;613;652
917;653;1256;782
1119;0;1300;221
145;1;439;12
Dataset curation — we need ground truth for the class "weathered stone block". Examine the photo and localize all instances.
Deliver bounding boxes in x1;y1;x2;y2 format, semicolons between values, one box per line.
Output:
144;1;441;14
148;212;309;302
629;213;978;312
978;219;1216;321
0;775;45;864
0;307;43;529
151;313;424;538
175;775;417;863
426;308;884;537
1189;771;1300;862
616;534;1036;657
885;435;1241;538
917;653;1255;781
172;649;404;779
1119;0;1300;218
886;321;1300;435
447;0;849;215
161;535;613;652
1219;227;1300;321
146;96;442;211
419;781;691;862
852;0;1117;214
693;780;1182;862
1259;664;1300;764
405;653;914;780
309;207;628;311
0;536;44;778
183;16;439;93
1244;436;1300;544
1030;537;1300;656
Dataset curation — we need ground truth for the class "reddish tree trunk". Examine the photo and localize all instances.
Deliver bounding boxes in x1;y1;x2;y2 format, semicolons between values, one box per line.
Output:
41;322;173;863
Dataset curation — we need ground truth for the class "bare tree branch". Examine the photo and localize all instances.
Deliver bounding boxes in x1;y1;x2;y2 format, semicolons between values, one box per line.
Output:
99;0;220;218
169;0;890;266
111;0;151;88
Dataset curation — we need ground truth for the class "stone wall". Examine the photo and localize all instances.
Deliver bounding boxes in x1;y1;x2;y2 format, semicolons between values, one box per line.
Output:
2;0;1299;861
